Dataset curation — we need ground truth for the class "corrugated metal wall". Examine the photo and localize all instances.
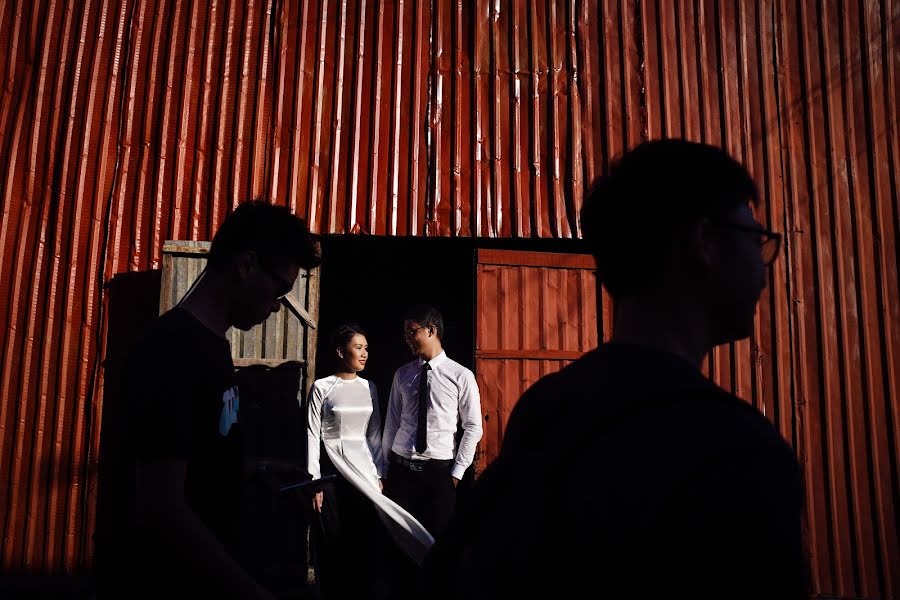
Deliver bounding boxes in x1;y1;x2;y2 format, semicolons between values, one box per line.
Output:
0;1;898;597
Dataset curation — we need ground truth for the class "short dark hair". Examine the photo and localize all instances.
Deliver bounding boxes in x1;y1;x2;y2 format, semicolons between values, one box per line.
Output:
207;200;321;271
579;139;759;298
403;304;444;340
332;322;367;350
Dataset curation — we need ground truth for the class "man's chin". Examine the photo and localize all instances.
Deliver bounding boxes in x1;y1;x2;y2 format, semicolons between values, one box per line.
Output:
233;319;260;332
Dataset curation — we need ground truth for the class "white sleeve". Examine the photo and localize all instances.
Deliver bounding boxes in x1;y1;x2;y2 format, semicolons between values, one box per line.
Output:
382;370;403;473
306;382;325;480
366;382;385;478
452;369;484;480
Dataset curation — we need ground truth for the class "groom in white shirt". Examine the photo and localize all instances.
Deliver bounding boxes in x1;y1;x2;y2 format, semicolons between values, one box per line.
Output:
382;304;483;540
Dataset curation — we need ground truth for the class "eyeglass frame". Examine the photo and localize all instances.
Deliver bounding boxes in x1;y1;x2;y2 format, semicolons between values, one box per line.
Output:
403;325;429;339
252;253;296;299
709;220;782;266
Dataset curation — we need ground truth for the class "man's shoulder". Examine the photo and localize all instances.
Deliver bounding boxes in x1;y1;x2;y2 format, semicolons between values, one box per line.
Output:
394;359;421;378
126;309;196;361
689;390;795;458
439;355;476;379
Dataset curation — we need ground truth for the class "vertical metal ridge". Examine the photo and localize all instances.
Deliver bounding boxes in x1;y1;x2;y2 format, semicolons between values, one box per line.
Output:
307;0;328;232
511;0;527;237
20;0;62;569
430;0;447;235
348;0;368;233
451;0;467;236
528;0;546;237
489;0;505;238
473;0;487;236
267;0;289;207
577;0;598;186
368;0;387;234
38;0;94;571
171;0;201;241
0;0;30;566
326;0;350;234
388;0;405;236
566;0;583;238
132;0;164;271
857;0;900;595
288;0;313;218
548;0;568;238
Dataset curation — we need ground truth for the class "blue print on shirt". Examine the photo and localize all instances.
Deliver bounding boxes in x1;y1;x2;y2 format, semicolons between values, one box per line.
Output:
219;386;239;436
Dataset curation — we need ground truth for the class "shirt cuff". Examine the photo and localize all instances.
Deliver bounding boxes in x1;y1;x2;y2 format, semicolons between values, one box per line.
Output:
451;464;468;480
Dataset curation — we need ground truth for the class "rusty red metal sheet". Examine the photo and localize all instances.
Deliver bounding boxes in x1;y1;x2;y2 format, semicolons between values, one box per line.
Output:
475;249;598;470
0;1;898;598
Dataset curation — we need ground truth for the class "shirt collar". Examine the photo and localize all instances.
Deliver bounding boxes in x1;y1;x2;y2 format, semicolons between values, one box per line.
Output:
419;350;448;369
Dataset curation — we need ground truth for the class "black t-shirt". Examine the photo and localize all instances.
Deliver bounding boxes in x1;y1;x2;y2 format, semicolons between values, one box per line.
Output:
426;343;808;599
124;307;243;557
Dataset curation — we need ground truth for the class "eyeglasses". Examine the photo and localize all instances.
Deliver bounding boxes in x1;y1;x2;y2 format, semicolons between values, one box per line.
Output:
404;325;428;339
255;256;295;299
712;221;782;266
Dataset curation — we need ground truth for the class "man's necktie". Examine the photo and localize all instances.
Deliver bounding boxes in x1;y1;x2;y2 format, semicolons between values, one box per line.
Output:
416;362;431;453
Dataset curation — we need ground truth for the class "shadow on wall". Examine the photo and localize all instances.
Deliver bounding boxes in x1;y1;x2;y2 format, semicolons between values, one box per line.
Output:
93;270;162;599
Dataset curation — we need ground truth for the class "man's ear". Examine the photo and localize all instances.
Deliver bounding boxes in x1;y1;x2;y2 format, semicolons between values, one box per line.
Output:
688;219;716;269
235;250;255;280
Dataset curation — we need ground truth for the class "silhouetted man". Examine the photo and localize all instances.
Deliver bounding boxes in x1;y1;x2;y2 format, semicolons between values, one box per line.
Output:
122;201;320;599
425;140;807;599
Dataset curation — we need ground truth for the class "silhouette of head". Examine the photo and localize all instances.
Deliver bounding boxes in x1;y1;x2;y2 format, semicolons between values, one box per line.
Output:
207;200;321;330
580;139;780;345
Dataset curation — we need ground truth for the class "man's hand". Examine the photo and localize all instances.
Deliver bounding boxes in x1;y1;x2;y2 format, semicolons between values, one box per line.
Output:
452;477;459;488
312;491;324;512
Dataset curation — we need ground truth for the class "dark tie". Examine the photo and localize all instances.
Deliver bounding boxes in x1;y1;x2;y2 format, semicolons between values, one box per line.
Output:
416;362;431;453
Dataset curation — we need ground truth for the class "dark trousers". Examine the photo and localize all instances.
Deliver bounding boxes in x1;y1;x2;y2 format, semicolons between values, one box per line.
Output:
312;475;388;599
383;452;456;600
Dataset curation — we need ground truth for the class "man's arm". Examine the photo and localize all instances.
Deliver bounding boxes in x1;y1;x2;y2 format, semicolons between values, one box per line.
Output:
382;370;403;474
136;459;274;600
452;370;483;481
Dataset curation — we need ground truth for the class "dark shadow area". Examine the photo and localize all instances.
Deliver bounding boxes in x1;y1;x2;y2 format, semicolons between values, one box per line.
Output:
314;235;477;418
236;362;315;598
93;270;162;599
0;575;96;599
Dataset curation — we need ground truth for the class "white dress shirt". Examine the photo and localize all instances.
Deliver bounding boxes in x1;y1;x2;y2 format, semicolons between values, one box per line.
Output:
383;351;483;480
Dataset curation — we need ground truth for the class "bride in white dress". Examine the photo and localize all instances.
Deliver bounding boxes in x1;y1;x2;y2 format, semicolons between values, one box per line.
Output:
307;323;433;597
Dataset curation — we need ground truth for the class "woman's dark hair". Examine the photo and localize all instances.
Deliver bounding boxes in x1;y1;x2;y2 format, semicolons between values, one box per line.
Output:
332;322;367;352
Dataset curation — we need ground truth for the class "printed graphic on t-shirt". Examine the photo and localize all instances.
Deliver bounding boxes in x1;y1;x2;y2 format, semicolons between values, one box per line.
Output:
219;386;239;436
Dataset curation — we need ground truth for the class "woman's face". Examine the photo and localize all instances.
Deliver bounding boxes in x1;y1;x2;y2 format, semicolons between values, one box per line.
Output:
338;333;368;373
